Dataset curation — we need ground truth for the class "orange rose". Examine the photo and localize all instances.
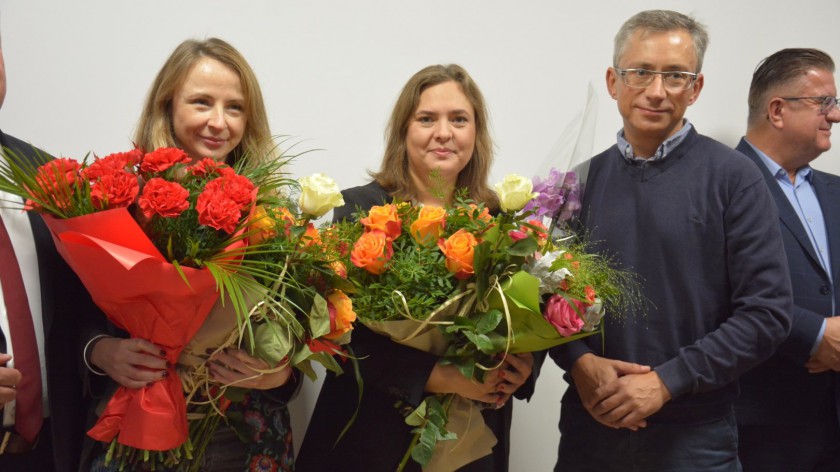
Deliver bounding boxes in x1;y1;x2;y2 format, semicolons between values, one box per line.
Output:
324;290;356;341
360;204;402;240
301;222;322;247
410;206;447;245
438;229;478;279
350;230;393;275
248;206;278;245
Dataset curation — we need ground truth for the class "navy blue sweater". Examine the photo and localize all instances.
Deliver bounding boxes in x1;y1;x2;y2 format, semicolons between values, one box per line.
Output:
552;128;793;422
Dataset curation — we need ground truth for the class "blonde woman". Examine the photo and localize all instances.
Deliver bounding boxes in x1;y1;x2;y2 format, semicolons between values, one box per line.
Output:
84;38;296;472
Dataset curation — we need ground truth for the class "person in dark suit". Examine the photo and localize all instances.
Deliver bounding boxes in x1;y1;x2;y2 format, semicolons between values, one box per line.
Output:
0;35;102;471
297;64;539;472
735;48;840;472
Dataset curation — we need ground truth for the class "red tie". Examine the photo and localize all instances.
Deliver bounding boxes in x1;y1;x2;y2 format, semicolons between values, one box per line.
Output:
0;215;43;443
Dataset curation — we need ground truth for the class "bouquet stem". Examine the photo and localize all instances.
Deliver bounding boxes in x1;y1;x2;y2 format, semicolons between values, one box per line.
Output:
396;432;421;472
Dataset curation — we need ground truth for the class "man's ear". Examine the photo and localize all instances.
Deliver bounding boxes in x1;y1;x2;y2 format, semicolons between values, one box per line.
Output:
767;97;786;129
606;67;619;100
687;73;704;105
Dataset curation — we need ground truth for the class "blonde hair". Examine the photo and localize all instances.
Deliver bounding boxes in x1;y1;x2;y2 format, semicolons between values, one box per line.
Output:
370;64;498;210
134;38;273;165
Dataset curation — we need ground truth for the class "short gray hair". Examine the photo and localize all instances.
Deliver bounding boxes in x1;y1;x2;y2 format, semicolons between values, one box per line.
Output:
613;10;709;72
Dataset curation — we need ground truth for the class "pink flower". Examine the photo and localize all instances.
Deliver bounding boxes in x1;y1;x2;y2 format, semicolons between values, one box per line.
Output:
543;295;585;336
244;410;267;442
508;229;528;242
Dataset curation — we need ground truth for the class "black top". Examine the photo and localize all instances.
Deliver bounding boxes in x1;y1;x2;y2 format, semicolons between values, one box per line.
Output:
298;180;539;472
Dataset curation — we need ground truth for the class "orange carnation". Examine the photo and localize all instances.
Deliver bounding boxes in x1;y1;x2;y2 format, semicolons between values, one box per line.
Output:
410;206;447;245
438;229;478;279
324;290;356;341
360;204;402;240
350;230;393;275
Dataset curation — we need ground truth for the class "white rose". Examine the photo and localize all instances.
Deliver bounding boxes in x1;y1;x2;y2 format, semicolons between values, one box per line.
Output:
298;173;345;218
494;174;538;213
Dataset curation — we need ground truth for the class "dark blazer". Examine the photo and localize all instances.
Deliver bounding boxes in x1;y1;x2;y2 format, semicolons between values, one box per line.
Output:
735;138;840;425
0;131;102;472
297;181;540;472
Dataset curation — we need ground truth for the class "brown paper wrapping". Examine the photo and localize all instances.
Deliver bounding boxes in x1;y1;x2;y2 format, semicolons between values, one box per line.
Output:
364;314;497;472
177;297;240;369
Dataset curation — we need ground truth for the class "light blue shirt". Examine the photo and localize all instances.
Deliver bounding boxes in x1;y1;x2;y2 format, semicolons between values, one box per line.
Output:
617;120;693;163
747;139;833;354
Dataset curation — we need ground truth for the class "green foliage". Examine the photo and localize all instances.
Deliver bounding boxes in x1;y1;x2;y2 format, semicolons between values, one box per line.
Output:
330;190;643;470
406;395;457;467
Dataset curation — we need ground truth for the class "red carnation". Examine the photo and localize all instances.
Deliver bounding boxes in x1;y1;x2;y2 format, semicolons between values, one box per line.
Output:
203;174;256;211
196;189;241;234
188;158;228;177
26;158;81;210
140;147;191;174
137;177;190;218
83;149;143;180
90;169;140;210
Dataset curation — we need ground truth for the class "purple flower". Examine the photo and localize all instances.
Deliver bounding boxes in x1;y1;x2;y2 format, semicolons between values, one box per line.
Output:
524;168;581;221
524;168;563;217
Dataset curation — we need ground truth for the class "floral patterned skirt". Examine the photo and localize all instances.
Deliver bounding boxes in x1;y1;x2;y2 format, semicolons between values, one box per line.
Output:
89;390;294;472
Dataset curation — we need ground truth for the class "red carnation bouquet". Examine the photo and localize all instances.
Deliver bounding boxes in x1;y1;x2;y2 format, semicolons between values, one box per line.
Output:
0;146;308;469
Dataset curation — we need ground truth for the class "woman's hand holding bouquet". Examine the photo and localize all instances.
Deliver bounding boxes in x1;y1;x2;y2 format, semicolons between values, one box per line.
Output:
0;147;349;470
320;173;639;470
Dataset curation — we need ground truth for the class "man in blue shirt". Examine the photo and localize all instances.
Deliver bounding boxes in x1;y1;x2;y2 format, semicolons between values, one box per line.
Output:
735;48;840;472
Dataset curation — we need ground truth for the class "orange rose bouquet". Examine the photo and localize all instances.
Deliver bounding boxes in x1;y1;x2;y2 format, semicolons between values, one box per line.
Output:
323;174;640;471
0;145;303;470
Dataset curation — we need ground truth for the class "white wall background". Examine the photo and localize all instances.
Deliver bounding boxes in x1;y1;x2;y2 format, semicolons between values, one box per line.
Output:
2;1;839;470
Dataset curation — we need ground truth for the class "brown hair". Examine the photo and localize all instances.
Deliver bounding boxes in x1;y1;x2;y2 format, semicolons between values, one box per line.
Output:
134;38;273;165
747;48;835;125
370;64;498;209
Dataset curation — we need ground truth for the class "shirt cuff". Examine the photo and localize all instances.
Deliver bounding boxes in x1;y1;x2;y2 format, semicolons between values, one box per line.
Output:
810;319;828;356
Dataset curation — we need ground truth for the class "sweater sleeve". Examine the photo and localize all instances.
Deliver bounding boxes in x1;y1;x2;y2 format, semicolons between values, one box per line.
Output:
655;174;793;398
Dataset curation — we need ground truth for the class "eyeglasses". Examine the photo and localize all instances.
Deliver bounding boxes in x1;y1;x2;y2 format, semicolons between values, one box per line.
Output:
781;96;840;115
615;68;698;91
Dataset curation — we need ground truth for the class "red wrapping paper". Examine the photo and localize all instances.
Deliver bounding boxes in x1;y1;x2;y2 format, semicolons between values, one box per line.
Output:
42;207;220;450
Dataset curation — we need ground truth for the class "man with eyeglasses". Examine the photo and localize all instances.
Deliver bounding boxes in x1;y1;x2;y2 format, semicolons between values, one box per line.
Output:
550;10;793;472
734;48;840;472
